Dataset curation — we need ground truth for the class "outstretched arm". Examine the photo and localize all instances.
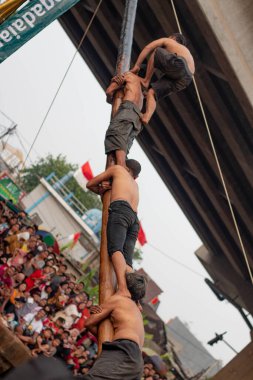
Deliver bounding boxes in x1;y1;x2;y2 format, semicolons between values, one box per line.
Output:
131;38;168;73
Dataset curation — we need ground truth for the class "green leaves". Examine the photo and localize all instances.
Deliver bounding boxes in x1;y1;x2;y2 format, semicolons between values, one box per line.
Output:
20;154;101;210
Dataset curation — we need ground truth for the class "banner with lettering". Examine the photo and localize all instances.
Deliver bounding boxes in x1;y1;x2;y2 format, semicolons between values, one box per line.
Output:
0;0;80;63
0;171;24;204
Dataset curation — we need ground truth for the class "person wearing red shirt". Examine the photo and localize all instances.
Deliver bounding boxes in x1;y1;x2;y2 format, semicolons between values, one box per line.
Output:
0;264;15;288
72;302;90;331
25;266;55;291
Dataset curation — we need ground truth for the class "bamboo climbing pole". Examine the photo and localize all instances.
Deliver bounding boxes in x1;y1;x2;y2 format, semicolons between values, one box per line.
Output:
98;0;138;353
0;0;26;24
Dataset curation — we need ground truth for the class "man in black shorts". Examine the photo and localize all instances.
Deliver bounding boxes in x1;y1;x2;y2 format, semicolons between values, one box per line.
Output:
105;72;145;167
131;33;195;124
86;160;141;298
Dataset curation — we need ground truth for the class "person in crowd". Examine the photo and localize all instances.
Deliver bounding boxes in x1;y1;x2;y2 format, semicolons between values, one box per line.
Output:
25;265;55;291
23;249;49;276
0;264;15;288
72;301;90;331
87;160;141;298
8;248;27;268
0;215;9;234
15;309;46;346
131;33;195;124
32;337;61;357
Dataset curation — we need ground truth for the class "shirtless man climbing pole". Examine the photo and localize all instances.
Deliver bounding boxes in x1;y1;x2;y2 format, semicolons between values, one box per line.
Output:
86;160;140;298
83;272;146;380
105;72;148;167
131;33;195;124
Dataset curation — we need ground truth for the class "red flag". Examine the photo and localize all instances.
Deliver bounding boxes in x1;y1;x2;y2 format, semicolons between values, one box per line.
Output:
151;296;159;305
74;161;94;190
138;222;147;246
81;162;94;181
60;232;81;252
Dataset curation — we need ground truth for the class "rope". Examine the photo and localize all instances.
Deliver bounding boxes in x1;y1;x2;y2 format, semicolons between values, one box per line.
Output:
147;243;205;278
20;0;103;171
15;131;34;166
170;0;253;284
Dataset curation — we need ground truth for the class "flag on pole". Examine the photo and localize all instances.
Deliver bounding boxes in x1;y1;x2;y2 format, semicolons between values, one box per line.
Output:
137;222;147;246
73;161;94;191
60;232;81;252
150;296;159;305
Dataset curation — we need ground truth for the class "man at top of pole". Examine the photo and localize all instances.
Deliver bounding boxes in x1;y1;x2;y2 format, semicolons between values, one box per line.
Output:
104;71;149;168
131;33;195;124
86;159;141;299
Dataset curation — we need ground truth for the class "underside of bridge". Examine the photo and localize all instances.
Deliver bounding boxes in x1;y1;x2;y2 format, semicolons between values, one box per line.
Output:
59;0;253;312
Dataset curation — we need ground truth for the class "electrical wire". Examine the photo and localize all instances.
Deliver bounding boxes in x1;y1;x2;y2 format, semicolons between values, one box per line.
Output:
17;130;42;160
15;131;34;166
147;242;205;278
170;0;253;285
20;0;103;170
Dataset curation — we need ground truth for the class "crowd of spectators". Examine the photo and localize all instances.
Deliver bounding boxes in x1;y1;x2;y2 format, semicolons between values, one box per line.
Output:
0;199;167;379
142;362;168;380
0;200;97;375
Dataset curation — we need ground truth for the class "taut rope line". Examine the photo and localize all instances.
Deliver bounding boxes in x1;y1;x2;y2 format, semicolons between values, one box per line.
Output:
21;0;103;171
170;0;253;284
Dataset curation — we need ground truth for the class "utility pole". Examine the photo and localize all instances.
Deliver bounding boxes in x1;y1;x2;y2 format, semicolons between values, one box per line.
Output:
208;332;238;354
98;0;138;353
0;125;17;140
0;110;17;140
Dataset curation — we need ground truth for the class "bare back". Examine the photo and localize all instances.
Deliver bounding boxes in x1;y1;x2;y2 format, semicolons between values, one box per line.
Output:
123;72;144;110
110;295;144;348
111;166;139;211
164;38;195;74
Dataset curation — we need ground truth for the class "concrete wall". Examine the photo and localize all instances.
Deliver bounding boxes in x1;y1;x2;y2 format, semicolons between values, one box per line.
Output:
23;184;79;238
212;341;253;380
197;0;253;105
22;184;98;264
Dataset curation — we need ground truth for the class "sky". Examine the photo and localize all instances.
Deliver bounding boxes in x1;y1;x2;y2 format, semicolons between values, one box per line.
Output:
0;20;251;366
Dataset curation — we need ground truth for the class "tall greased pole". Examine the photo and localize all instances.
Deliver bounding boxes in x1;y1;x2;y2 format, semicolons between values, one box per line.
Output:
98;0;138;353
0;0;26;24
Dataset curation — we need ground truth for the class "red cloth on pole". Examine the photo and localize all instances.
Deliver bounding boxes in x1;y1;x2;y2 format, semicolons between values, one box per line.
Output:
81;161;94;180
138;222;147;246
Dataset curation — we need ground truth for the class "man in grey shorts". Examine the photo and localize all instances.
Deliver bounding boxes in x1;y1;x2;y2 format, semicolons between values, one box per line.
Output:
105;71;145;167
131;33;195;125
83;272;146;380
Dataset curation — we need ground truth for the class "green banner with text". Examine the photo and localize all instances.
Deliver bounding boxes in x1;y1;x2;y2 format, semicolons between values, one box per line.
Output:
0;172;24;204
0;0;80;63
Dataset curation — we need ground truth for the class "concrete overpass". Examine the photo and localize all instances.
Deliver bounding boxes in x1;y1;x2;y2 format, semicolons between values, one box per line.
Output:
59;0;253;312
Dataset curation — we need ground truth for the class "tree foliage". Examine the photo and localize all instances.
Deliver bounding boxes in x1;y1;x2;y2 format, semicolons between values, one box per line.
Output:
20;154;101;210
79;267;99;304
133;247;143;264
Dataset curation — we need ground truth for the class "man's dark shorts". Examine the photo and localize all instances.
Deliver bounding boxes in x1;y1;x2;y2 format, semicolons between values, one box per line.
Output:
151;47;193;100
83;339;143;380
107;200;139;267
4;356;75;380
104;100;143;155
